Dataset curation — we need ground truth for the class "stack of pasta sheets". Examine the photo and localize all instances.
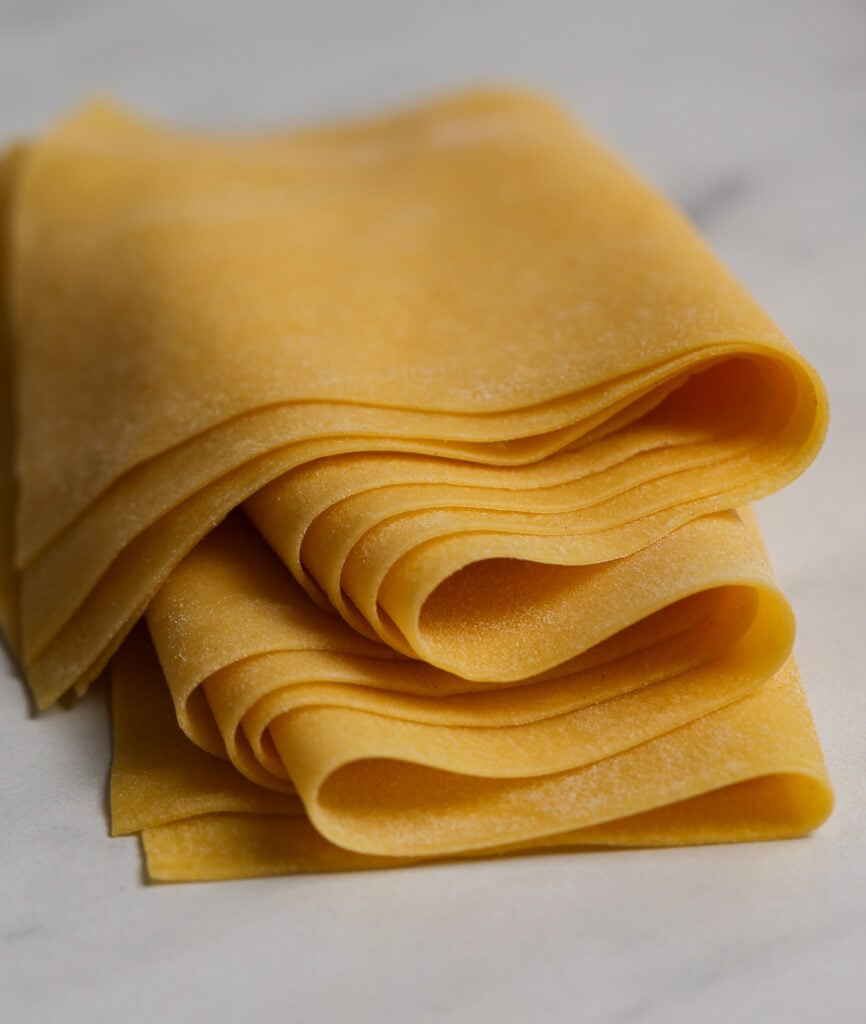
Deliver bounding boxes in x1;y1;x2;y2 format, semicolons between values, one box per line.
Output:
0;89;833;881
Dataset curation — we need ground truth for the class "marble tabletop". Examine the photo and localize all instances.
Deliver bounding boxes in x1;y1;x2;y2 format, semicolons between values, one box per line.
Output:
1;1;864;1021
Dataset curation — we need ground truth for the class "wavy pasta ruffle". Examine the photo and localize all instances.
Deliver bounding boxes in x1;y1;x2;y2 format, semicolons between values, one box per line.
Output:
0;88;832;880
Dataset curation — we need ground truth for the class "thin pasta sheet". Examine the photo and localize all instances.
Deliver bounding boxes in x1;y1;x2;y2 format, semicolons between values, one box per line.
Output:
0;89;832;881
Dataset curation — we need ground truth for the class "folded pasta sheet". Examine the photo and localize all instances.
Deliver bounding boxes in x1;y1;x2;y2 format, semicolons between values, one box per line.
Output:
0;89;832;880
109;510;831;879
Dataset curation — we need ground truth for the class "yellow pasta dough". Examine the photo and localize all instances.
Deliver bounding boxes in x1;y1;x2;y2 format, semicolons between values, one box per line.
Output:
112;624;831;879
110;506;829;875
0;88;833;881
7;89;827;706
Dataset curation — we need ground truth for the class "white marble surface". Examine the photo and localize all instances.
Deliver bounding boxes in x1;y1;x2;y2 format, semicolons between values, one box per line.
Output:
1;1;864;1021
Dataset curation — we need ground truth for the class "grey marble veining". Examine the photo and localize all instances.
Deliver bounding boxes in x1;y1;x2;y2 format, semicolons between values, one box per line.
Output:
1;2;865;1022
677;170;757;230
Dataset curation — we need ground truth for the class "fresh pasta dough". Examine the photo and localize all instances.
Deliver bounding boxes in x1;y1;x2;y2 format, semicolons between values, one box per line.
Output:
0;89;832;881
112;622;832;879
110;507;830;875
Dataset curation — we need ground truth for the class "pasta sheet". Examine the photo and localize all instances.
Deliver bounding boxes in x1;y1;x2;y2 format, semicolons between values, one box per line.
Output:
0;89;833;881
6;89;827;707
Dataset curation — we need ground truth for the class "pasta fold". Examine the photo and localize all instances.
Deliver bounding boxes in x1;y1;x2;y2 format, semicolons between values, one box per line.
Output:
6;90;825;706
0;89;833;881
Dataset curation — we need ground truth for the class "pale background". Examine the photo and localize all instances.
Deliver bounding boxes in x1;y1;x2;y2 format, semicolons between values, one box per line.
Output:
1;1;864;1021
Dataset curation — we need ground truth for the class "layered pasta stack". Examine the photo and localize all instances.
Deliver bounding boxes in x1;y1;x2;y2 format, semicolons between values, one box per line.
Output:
0;89;832;880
